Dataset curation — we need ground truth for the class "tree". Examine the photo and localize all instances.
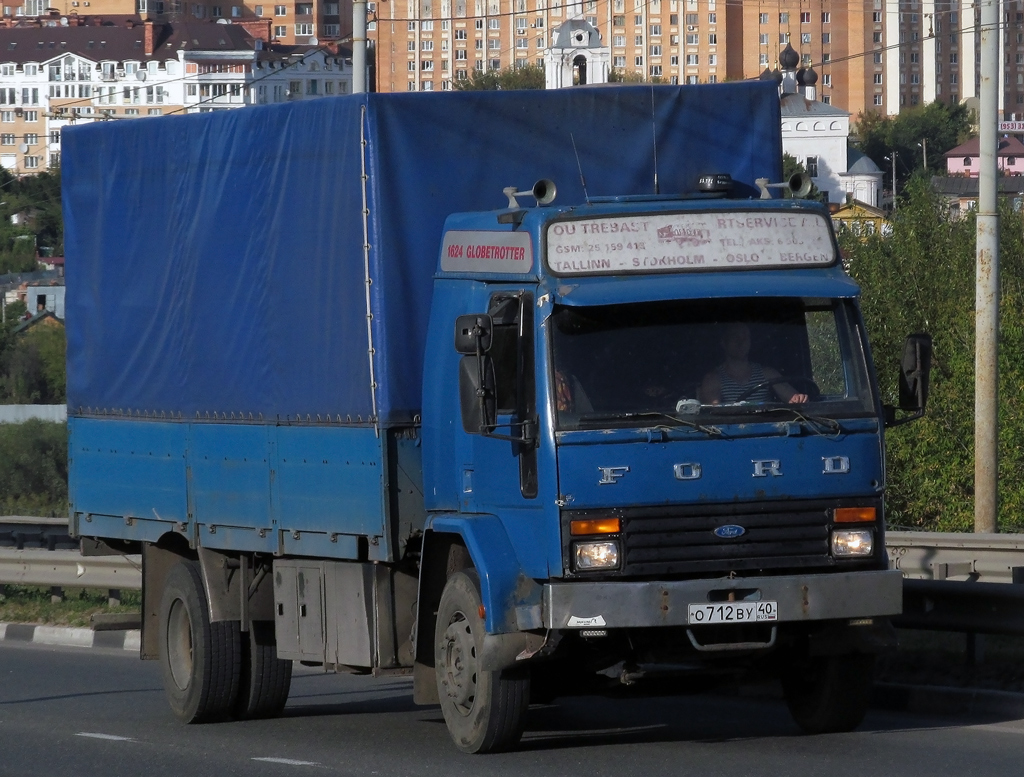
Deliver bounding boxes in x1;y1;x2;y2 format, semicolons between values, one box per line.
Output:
844;178;1024;531
607;69;665;84
852;101;974;193
0;419;68;516
0;322;66;404
0;166;63;273
453;64;546;91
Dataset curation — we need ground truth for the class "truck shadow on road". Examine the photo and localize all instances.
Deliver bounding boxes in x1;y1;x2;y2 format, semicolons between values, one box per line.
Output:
514;694;992;751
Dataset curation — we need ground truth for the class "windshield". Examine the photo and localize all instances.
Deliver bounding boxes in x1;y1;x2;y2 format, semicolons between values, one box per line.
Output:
550;297;874;430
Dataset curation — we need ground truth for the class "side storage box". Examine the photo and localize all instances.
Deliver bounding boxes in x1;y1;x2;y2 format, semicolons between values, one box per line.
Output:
273;559;416;670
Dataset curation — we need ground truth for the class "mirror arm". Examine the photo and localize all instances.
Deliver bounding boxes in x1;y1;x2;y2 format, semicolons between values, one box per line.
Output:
474;327;493;433
883;405;924;428
481;419;536;445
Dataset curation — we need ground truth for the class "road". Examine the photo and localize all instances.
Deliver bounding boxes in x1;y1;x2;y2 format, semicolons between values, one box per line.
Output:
2;641;1024;777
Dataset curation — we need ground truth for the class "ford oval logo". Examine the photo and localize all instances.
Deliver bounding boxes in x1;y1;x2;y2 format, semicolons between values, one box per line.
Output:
714;524;746;539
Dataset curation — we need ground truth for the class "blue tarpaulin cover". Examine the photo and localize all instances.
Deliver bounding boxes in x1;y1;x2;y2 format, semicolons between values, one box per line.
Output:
63;83;782;426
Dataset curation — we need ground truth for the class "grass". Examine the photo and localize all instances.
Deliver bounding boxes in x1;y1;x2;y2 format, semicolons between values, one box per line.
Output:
0;585;141;628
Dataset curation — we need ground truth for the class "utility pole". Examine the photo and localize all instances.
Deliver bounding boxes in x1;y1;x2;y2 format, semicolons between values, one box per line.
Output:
352;0;367;93
920;137;928;170
975;0;1000;533
888;151;898;210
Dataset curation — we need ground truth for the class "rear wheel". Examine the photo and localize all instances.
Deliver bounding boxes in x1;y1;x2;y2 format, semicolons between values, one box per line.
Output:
235;620;293;719
782;653;875;734
159;559;241;723
435;571;530;753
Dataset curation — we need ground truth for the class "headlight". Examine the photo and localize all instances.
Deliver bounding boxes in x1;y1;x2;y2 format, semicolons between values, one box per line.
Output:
832;529;874;557
574;540;619;570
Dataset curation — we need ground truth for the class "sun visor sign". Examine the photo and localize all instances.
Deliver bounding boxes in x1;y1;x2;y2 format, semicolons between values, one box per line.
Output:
545;211;836;276
440;230;534;274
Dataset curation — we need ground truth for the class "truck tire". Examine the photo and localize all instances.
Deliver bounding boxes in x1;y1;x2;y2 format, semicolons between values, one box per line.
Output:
782;653;875;734
159;559;241;723
435;570;530;753
235;620;293;720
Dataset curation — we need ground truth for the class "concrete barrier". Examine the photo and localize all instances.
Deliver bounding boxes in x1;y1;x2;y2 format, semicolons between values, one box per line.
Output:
0;405;67;424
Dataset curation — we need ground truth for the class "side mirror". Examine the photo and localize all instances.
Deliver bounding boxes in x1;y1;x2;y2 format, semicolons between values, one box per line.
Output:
885;332;932;427
899;332;933;413
459;355;496;434
454;314;492;355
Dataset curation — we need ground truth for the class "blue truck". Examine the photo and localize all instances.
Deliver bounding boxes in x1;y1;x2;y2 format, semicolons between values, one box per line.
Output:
63;83;930;753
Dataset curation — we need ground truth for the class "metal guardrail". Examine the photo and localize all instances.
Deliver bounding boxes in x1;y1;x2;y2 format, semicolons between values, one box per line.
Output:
0;548;141;589
0;516;77;551
887;531;1024;583
886;531;1024;635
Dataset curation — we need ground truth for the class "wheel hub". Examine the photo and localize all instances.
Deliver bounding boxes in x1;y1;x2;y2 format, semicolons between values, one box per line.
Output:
166;597;194;691
440;613;477;713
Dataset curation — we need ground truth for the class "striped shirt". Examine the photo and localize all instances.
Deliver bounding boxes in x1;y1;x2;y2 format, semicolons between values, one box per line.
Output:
718;362;768;402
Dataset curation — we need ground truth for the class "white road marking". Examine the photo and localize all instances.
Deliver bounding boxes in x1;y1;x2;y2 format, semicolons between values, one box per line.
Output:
76;732;134;742
252;757;321;766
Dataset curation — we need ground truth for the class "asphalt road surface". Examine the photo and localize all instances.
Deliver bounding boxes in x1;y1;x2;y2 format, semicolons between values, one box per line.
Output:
2;640;1024;777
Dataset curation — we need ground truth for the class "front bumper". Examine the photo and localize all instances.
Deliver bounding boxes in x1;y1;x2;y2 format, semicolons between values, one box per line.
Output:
543;569;902;629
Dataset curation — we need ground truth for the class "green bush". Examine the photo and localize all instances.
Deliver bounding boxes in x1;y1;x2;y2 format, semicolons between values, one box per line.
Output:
846;179;1024;531
0;419;68;516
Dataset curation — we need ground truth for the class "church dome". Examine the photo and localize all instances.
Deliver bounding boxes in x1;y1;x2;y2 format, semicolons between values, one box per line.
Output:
779;43;799;70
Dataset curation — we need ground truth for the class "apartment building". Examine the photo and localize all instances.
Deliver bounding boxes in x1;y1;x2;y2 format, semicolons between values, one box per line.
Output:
1;0;351;46
1;0;1020;117
369;0;1024;121
0;17;352;173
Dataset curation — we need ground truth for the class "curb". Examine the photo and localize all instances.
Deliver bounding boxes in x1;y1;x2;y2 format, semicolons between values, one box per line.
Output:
0;622;140;651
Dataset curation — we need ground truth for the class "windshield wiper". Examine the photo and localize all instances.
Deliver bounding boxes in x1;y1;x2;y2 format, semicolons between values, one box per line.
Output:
577;411;723;436
749;406;842;438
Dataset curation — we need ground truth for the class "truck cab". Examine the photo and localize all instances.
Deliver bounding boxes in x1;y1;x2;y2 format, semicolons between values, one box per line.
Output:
416;182;929;751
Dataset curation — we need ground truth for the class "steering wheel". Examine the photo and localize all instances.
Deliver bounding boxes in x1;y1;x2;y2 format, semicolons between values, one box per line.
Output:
734;376;820;403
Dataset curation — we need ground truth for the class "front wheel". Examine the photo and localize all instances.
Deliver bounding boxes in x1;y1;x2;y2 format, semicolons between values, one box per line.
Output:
159;559;241;723
435;571;530;753
781;653;875;734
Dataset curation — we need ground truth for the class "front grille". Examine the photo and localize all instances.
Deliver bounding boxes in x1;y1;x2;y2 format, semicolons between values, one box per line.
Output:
563;498;881;579
624;507;830;576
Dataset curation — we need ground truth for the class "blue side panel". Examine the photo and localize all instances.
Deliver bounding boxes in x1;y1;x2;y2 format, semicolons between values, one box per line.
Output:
273;425;387;540
69;418;391;558
189;424;272;531
69;417;188;523
366;83;782;422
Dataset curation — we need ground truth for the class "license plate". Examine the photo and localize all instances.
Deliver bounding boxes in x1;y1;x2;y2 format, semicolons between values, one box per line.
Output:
687;601;778;625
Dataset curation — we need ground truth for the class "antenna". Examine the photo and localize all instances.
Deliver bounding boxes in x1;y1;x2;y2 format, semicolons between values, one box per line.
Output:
650;86;660;195
570;133;590;204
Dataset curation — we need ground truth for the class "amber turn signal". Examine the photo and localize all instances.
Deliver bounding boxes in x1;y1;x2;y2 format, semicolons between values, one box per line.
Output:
570;518;621;536
834;507;876;523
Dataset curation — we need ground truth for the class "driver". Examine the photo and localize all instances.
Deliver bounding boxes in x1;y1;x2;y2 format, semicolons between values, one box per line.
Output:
699;322;808;405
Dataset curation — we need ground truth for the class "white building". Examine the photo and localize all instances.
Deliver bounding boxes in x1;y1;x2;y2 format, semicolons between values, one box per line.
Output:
776;44;883;208
543;19;609;89
0;17;353;173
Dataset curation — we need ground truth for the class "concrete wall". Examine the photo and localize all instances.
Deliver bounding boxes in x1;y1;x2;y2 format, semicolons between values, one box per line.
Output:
0;405;67;423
